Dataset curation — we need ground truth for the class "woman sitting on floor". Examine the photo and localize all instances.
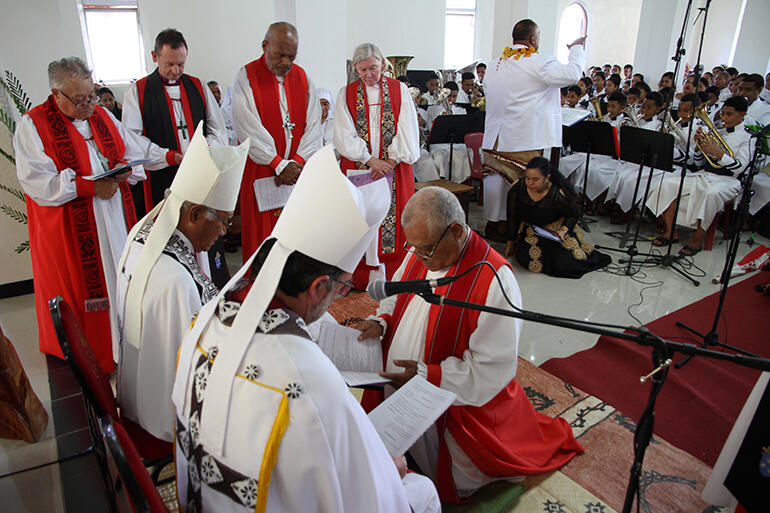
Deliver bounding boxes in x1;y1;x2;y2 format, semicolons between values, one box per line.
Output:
505;157;611;278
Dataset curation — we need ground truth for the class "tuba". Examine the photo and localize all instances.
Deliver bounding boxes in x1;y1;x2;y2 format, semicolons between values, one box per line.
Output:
434;87;452;115
693;103;734;168
385;56;414;79
436;69;457;88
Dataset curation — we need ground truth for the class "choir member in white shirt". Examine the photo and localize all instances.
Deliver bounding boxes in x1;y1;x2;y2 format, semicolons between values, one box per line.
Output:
760;72;770;102
481;19;585;241
647;96;751;256
604;92;666;217
424;82;471;183
117;125;248;443
740;74;770;126
455;72;475;104
421;74;442;106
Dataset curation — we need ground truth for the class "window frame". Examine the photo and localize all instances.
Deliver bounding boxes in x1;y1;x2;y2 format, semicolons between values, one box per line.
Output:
78;1;146;85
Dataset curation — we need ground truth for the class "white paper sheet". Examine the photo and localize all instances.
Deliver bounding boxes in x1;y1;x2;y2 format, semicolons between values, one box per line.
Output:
316;321;383;373
340;371;391;387
562;107;591;127
367;376;457;457
253;176;294;211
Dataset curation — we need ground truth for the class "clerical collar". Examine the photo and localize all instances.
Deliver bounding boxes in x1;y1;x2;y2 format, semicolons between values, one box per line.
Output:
160;75;179;86
726;126;735;133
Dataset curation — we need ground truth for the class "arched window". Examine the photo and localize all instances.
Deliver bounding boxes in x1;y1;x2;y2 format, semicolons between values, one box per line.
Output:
556;3;587;64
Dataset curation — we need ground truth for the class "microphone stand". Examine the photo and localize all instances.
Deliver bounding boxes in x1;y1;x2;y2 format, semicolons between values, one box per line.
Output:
413;289;770;513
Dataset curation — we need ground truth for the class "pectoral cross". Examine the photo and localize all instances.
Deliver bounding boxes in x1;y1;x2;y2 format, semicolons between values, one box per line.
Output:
177;121;189;140
283;114;295;141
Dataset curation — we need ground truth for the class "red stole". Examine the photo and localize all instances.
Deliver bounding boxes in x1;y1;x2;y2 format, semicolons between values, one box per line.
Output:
239;57;309;262
339;78;414;283
26;98;134;372
365;231;583;503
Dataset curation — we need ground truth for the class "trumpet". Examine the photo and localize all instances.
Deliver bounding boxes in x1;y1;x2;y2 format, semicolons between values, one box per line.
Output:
693;103;734;168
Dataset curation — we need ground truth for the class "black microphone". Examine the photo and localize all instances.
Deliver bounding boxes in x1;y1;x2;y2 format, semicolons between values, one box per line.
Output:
367;276;457;301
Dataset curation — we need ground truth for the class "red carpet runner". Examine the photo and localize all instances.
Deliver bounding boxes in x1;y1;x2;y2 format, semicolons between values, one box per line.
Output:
541;271;770;466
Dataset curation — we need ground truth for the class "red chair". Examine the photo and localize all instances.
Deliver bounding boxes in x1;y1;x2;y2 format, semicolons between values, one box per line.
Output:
464;131;485;205
49;296;172;481
100;415;170;513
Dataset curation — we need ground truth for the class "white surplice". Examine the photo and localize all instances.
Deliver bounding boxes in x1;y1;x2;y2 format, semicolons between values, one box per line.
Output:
116;229;215;442
374;239;523;495
174;304;439;513
333;80;420;166
14;109;148;360
231;66;322;174
122;75;228;171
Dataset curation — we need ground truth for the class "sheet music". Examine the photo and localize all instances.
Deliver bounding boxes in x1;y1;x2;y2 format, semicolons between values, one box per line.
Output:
253;176;294;211
316;321;383;373
368;376;457;457
562;107;591;127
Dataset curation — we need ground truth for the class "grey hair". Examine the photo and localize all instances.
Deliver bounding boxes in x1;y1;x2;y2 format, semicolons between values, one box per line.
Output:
48;57;92;89
352;43;385;67
402;186;465;236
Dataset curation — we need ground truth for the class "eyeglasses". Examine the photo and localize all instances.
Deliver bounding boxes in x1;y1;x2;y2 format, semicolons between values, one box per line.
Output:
332;278;363;298
57;90;99;108
403;223;452;259
205;208;233;230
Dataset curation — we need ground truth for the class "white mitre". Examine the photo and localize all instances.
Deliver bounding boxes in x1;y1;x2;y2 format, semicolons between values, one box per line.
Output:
119;121;249;349
171;145;390;457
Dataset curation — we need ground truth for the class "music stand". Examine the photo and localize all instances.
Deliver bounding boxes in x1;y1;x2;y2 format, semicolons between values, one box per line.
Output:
597;127;677;276
564;120;618;232
428;112;485;181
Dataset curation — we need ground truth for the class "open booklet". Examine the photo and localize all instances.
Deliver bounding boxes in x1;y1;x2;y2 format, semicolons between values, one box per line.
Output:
253;176;294;212
368;376;457;457
82;158;151;181
316;321;391;387
531;224;563;243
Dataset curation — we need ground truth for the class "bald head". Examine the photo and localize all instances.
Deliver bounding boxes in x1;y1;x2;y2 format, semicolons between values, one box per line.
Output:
262;22;298;76
402;187;465;237
512;19;540;50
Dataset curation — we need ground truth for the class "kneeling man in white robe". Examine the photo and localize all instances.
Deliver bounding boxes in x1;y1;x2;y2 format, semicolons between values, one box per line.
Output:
117;123;248;442
172;146;440;513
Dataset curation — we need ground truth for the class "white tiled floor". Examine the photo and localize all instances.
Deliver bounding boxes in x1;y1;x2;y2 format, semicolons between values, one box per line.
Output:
1;202;766;512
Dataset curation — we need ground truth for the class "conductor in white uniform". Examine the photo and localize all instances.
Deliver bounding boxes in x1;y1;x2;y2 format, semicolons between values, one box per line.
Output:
481;19;586;240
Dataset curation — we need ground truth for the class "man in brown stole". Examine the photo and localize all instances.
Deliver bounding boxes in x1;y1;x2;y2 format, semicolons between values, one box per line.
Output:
231;21;322;262
357;187;583;504
334;42;420;287
14;57;152;373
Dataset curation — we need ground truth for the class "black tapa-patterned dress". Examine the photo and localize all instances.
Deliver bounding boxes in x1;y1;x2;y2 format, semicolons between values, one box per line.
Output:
506;180;611;278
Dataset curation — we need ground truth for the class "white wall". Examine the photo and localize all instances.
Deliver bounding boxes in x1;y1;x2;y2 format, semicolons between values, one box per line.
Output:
731;0;770;74
580;0;643;69
687;0;744;71
136;0;276;92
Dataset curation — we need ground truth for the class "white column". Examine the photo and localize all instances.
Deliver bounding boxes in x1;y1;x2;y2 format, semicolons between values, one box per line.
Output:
632;0;689;87
731;0;770;74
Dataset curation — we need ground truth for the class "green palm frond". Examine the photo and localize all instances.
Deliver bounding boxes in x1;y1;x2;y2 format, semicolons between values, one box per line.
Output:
3;70;31;114
0;183;24;201
14;240;29;253
0;145;13;164
0;107;14;134
1;204;27;224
